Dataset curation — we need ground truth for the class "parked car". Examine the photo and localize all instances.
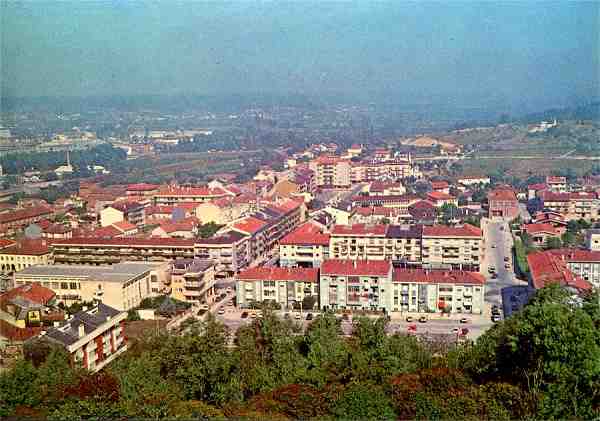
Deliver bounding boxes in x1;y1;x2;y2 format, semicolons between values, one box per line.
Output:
459;317;469;323
488;267;496;274
294;313;302;320
491;273;498;279
217;308;225;315
491;314;502;322
418;316;428;323
406;316;414;323
306;313;313;321
227;300;233;306
226;287;232;293
251;312;257;319
284;313;290;319
492;305;501;315
504;256;510;262
452;327;460;333
491;244;497;248
241;311;248;319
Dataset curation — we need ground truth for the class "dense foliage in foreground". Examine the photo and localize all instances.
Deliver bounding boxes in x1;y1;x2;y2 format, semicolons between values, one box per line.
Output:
1;285;599;420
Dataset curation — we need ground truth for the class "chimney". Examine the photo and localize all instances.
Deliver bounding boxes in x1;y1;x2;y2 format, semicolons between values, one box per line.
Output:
78;323;85;338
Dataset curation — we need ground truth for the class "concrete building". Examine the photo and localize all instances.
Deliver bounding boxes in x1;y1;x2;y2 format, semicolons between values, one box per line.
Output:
14;262;161;310
279;222;330;268
523;223;562;246
319;259;393;312
309;156;351;188
548;248;600;289
170;259;216;305
488;187;520;219
0;239;51;274
392;268;485;314
539;191;598;221
236;267;319;309
153;186;234;205
32;303;127;372
421;224;483;271
194;231;250;274
51;237;196;265
584;229;600;251
100;201;145;228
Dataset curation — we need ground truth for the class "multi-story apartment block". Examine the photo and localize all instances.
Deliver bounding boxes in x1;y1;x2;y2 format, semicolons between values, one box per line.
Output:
100;201;145;228
194;230;250;274
236;267;319;309
153;186;234;205
350;194;420;210
539;191;598;221
421;224;483;271
51;238;196;265
546;176;567;192
488;187;520;219
548;248;600;289
350;159;413;182
33;303;127;373
329;224;423;265
14;262;161;310
170;259;216;305
309;156;352;188
319;259;393;312
391;268;485;314
279;222;330;268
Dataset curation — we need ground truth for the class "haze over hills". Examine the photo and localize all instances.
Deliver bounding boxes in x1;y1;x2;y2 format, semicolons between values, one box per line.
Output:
2;2;598;116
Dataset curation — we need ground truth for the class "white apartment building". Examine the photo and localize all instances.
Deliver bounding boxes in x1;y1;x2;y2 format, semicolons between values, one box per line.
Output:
236;267;319;309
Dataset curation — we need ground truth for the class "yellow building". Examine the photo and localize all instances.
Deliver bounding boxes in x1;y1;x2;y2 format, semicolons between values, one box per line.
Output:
0;239;51;274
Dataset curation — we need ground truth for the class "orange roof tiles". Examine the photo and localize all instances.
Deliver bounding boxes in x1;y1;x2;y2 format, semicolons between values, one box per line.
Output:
488;188;518;202
232;217;268;234
155;186;231;197
523;223;560;235
321;259;391;276
52;237;195;247
427;191;455;200
112;220;137;232
126;183;159;192
527;251;592;291
0;239;51;256
331;224;388;236
237;267;318;283
0;206;53;225
422;224;482;238
0;284;55;309
279;222;330;246
393;268;485;285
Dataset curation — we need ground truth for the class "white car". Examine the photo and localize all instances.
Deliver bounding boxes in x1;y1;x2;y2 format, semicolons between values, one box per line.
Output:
217;308;225;315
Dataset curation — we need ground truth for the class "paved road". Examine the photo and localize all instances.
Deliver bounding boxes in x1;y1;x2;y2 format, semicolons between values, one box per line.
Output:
482;218;528;317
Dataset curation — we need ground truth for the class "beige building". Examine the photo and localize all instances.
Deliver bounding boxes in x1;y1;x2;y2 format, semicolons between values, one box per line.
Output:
309;156;351;188
0;239;51;274
236;267;319;309
170;259;216;305
421;224;483;271
13;262;160;311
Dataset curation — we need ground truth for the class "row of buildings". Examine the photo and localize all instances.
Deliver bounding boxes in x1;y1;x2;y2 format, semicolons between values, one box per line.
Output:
236;260;486;314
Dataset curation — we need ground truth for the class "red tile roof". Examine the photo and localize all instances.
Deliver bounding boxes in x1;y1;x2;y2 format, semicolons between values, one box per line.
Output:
488;188;517;202
0;283;55;308
393;268;485;285
549;248;600;263
90;225;122;238
527;251;592;291
321;259;391;276
0;239;51;256
52;237;195;247
528;183;547;191
233;216;268;234
331;223;387;236
126;183;159;192
546;176;566;184
0;238;16;248
523;223;560;236
422;224;482;238
112;220;137;232
0;206;53;225
427;191;455;201
541;191;597;202
279;222;330;246
237;267;318;283
155;186;231;197
431;181;449;190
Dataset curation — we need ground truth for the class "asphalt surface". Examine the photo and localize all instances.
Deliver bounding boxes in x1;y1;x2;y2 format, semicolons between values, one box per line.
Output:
482;218;529;320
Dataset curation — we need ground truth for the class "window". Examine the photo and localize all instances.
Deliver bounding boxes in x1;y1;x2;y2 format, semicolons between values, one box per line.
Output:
60;282;69;290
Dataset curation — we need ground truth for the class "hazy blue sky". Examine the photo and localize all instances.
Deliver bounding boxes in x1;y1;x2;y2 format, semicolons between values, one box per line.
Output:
1;1;598;110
